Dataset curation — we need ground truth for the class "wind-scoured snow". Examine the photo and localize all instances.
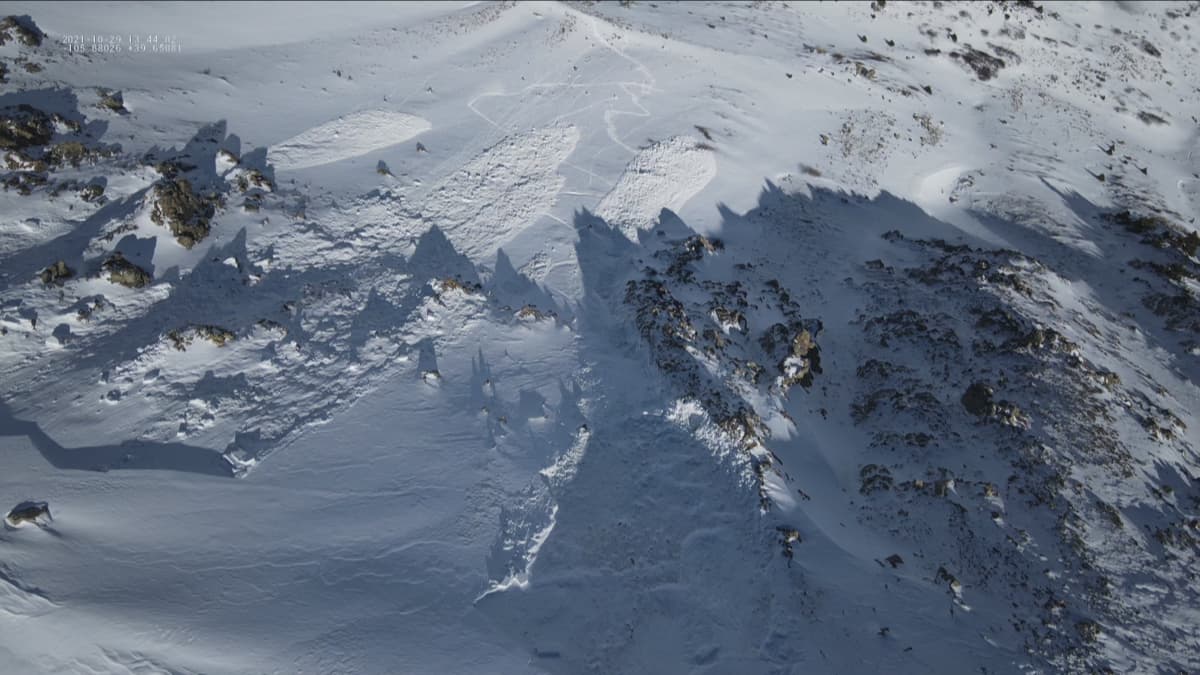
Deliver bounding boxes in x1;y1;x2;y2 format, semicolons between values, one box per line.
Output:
268;110;433;171
597;135;718;240
1;1;1199;674
417;124;580;260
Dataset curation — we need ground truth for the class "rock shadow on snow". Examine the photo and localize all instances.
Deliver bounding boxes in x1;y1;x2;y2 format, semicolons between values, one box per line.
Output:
0;400;233;477
488;248;567;321
0;185;150;294
407;224;480;287
415;337;440;380
113;233;157;277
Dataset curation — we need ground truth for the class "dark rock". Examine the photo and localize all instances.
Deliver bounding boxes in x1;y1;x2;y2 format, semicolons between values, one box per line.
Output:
777;526;801;564
39;259;72;285
167;325;235;350
0;16;44;47
102;251;152;288
437;276;483;295
860;464;894;494
0;104;53;151
1137;111;1167;125
1075;620;1101;643
98;89;126;114
3;169;47;195
153;159;195;179
934;478;954;497
935;566;961;592
961;381;994;416
516;305;551;321
80;182;105;202
712;306;747;332
776;526;801;543
235;169;273;193
1109;210;1167;235
48;141;90;167
949;46;1005;81
716;407;766;447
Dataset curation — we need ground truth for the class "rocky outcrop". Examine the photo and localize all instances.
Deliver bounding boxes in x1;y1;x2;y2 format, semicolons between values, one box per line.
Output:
166;325;236;350
150;178;217;248
102;252;152;288
0;104;53;151
39;260;72;285
0;16;44;47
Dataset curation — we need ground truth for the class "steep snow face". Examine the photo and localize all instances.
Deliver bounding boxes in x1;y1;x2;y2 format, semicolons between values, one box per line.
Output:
1;1;1199;674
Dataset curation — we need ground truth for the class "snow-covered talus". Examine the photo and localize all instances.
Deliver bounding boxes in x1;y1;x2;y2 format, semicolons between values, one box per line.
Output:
0;1;1198;673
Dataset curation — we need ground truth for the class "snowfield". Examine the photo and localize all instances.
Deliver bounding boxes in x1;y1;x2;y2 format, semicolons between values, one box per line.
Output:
1;1;1198;673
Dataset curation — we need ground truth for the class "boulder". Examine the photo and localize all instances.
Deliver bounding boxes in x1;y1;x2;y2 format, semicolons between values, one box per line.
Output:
102;252;152;288
150;178;215;248
961;382;994;416
39;259;72;285
5;500;50;527
0;16;44;47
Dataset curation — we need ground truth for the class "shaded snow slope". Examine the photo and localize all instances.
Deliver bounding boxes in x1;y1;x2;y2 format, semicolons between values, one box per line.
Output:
596;135;718;240
1;1;1199;673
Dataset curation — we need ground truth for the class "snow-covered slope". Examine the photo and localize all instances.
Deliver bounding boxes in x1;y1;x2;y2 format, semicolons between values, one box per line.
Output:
1;1;1198;672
